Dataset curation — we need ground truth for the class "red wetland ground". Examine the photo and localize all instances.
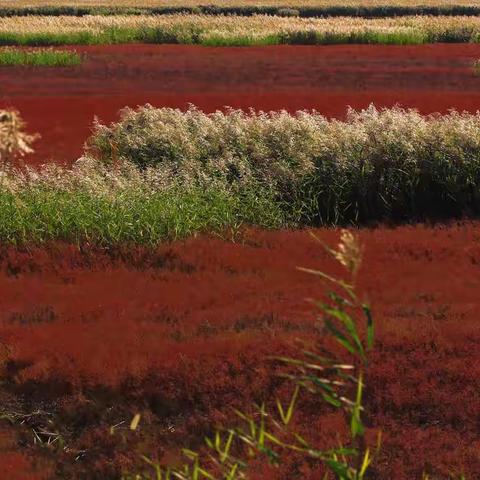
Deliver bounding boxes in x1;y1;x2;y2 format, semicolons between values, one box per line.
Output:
0;44;480;479
0;225;479;478
1;43;480;165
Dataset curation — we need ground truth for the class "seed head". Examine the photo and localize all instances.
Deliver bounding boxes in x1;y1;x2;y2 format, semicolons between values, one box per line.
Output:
333;229;362;276
0;109;39;161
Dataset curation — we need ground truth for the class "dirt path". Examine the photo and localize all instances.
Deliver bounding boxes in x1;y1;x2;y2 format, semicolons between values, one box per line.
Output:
2;43;480;165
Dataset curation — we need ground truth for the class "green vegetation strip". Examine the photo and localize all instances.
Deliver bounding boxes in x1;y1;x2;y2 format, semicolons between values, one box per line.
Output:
0;30;433;47
0;47;81;66
0;184;284;245
3;5;480;18
0;27;473;47
2;105;480;245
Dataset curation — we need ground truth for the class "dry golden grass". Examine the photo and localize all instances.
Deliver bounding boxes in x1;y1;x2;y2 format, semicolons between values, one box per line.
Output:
1;13;480;43
1;0;480;7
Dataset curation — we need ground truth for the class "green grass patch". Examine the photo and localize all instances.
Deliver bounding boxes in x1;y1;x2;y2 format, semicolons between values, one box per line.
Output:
0;32;105;47
279;29;429;45
0;184;287;245
200;33;282;47
0;47;81;66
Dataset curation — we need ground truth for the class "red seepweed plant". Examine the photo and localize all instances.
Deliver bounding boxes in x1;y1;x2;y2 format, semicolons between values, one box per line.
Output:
124;230;379;480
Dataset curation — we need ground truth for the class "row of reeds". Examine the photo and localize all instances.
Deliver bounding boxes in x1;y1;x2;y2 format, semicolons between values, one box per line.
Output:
2;105;480;244
1;14;480;45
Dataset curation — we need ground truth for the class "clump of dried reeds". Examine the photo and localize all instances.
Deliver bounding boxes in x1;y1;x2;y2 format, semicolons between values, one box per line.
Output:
88;104;480;224
0;109;38;175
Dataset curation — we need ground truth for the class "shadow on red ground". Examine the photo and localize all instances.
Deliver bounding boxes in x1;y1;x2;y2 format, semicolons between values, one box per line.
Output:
0;223;479;478
2;44;480;166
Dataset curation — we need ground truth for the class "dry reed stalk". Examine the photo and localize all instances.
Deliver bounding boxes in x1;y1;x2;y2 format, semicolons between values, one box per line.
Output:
0;110;39;185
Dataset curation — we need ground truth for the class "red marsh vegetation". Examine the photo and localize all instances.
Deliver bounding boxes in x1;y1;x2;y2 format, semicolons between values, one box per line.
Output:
0;223;479;478
1;43;480;166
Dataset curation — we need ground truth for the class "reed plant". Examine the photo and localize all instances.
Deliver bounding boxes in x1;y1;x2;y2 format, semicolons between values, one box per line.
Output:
0;109;38;178
88;104;480;226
